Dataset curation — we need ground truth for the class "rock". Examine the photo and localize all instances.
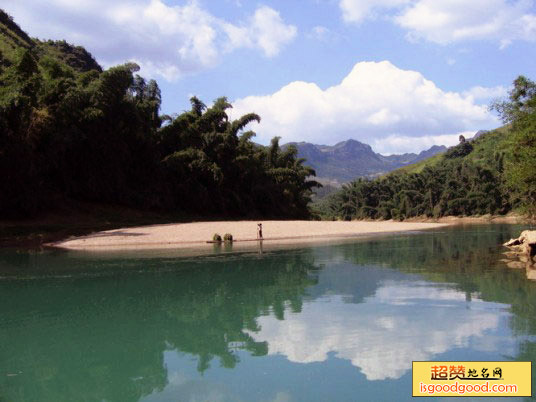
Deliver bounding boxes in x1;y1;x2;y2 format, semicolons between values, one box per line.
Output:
507;261;526;269
504;238;521;247
505;230;536;246
527;267;536;281
519;230;536;245
503;251;520;258
519;255;529;263
503;230;536;269
522;242;536;262
504;230;536;255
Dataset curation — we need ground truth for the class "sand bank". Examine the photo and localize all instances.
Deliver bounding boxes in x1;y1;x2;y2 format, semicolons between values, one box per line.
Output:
51;220;448;251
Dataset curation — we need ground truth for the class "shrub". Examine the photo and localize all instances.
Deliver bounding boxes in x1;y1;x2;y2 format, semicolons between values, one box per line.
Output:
445;142;473;159
213;233;222;242
223;233;233;242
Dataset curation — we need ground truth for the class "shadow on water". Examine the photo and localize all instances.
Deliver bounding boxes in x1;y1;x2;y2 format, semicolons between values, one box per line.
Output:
1;223;536;401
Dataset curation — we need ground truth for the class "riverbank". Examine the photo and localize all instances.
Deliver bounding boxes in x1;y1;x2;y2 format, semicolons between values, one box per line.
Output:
404;213;532;224
3;210;531;249
50;220;448;251
0;203;186;248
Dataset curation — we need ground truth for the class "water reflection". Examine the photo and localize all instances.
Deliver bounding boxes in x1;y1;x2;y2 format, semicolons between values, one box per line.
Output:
0;251;318;401
1;224;536;401
248;273;510;380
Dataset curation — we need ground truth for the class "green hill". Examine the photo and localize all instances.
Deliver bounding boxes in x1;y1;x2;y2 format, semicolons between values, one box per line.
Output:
0;10;318;220
0;11;33;62
0;10;100;74
393;127;510;176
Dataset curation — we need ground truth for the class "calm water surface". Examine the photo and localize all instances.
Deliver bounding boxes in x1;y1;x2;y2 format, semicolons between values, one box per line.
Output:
1;224;536;402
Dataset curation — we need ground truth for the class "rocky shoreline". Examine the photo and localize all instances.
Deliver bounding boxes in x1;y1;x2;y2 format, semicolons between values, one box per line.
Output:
502;230;536;279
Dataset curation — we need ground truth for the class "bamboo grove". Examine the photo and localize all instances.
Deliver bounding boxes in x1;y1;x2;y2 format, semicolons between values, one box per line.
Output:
0;11;319;218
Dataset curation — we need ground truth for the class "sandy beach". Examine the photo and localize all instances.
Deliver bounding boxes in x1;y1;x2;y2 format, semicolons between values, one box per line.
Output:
51;220;448;251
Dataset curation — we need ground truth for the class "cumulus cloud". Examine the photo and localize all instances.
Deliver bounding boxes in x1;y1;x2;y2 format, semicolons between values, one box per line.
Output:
2;0;297;80
340;0;536;46
223;6;297;57
231;61;498;153
247;281;512;380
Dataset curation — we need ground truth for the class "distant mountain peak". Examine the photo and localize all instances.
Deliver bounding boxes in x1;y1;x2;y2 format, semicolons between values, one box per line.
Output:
282;139;447;184
332;139;374;155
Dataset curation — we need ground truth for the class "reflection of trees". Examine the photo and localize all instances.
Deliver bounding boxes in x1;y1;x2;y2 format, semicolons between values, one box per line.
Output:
306;263;403;304
331;224;518;276
328;224;536;335
160;252;318;372
313;224;536;392
0;251;318;402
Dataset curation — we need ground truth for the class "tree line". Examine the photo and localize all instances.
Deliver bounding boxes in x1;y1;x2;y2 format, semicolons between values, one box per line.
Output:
0;46;319;219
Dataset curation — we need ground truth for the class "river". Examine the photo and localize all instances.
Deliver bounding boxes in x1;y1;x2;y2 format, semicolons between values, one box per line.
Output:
0;224;535;401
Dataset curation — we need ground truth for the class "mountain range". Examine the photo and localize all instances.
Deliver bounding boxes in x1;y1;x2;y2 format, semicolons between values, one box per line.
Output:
283;139;447;185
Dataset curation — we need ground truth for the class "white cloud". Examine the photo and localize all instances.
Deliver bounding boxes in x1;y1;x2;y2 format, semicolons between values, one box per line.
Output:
373;133;467;155
223;6;297;57
340;0;536;46
2;0;296;80
247;281;513;381
462;85;508;102
231;61;498;153
396;0;536;45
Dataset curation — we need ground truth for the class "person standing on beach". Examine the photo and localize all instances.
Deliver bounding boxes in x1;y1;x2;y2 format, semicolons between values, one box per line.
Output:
257;223;263;240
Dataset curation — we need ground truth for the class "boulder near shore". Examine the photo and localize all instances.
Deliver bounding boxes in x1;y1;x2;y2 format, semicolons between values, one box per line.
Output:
504;230;536;257
503;231;536;276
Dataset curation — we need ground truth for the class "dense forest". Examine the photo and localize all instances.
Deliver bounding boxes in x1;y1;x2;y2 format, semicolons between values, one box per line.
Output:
0;10;319;219
315;75;536;220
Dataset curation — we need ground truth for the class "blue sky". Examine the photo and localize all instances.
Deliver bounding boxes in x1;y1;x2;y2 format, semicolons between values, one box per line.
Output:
3;0;536;153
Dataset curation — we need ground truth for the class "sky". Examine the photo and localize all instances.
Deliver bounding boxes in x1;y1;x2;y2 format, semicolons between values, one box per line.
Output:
2;0;536;154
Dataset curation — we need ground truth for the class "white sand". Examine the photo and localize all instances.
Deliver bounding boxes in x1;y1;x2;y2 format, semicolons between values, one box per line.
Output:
51;220;448;251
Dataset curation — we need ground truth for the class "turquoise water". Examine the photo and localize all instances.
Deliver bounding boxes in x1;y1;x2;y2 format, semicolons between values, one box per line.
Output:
1;224;535;401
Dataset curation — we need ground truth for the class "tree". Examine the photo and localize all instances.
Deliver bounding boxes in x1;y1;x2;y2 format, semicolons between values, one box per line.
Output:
492;76;536;215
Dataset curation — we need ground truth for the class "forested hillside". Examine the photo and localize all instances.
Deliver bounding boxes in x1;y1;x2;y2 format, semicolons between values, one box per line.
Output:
0;10;319;219
316;77;536;220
